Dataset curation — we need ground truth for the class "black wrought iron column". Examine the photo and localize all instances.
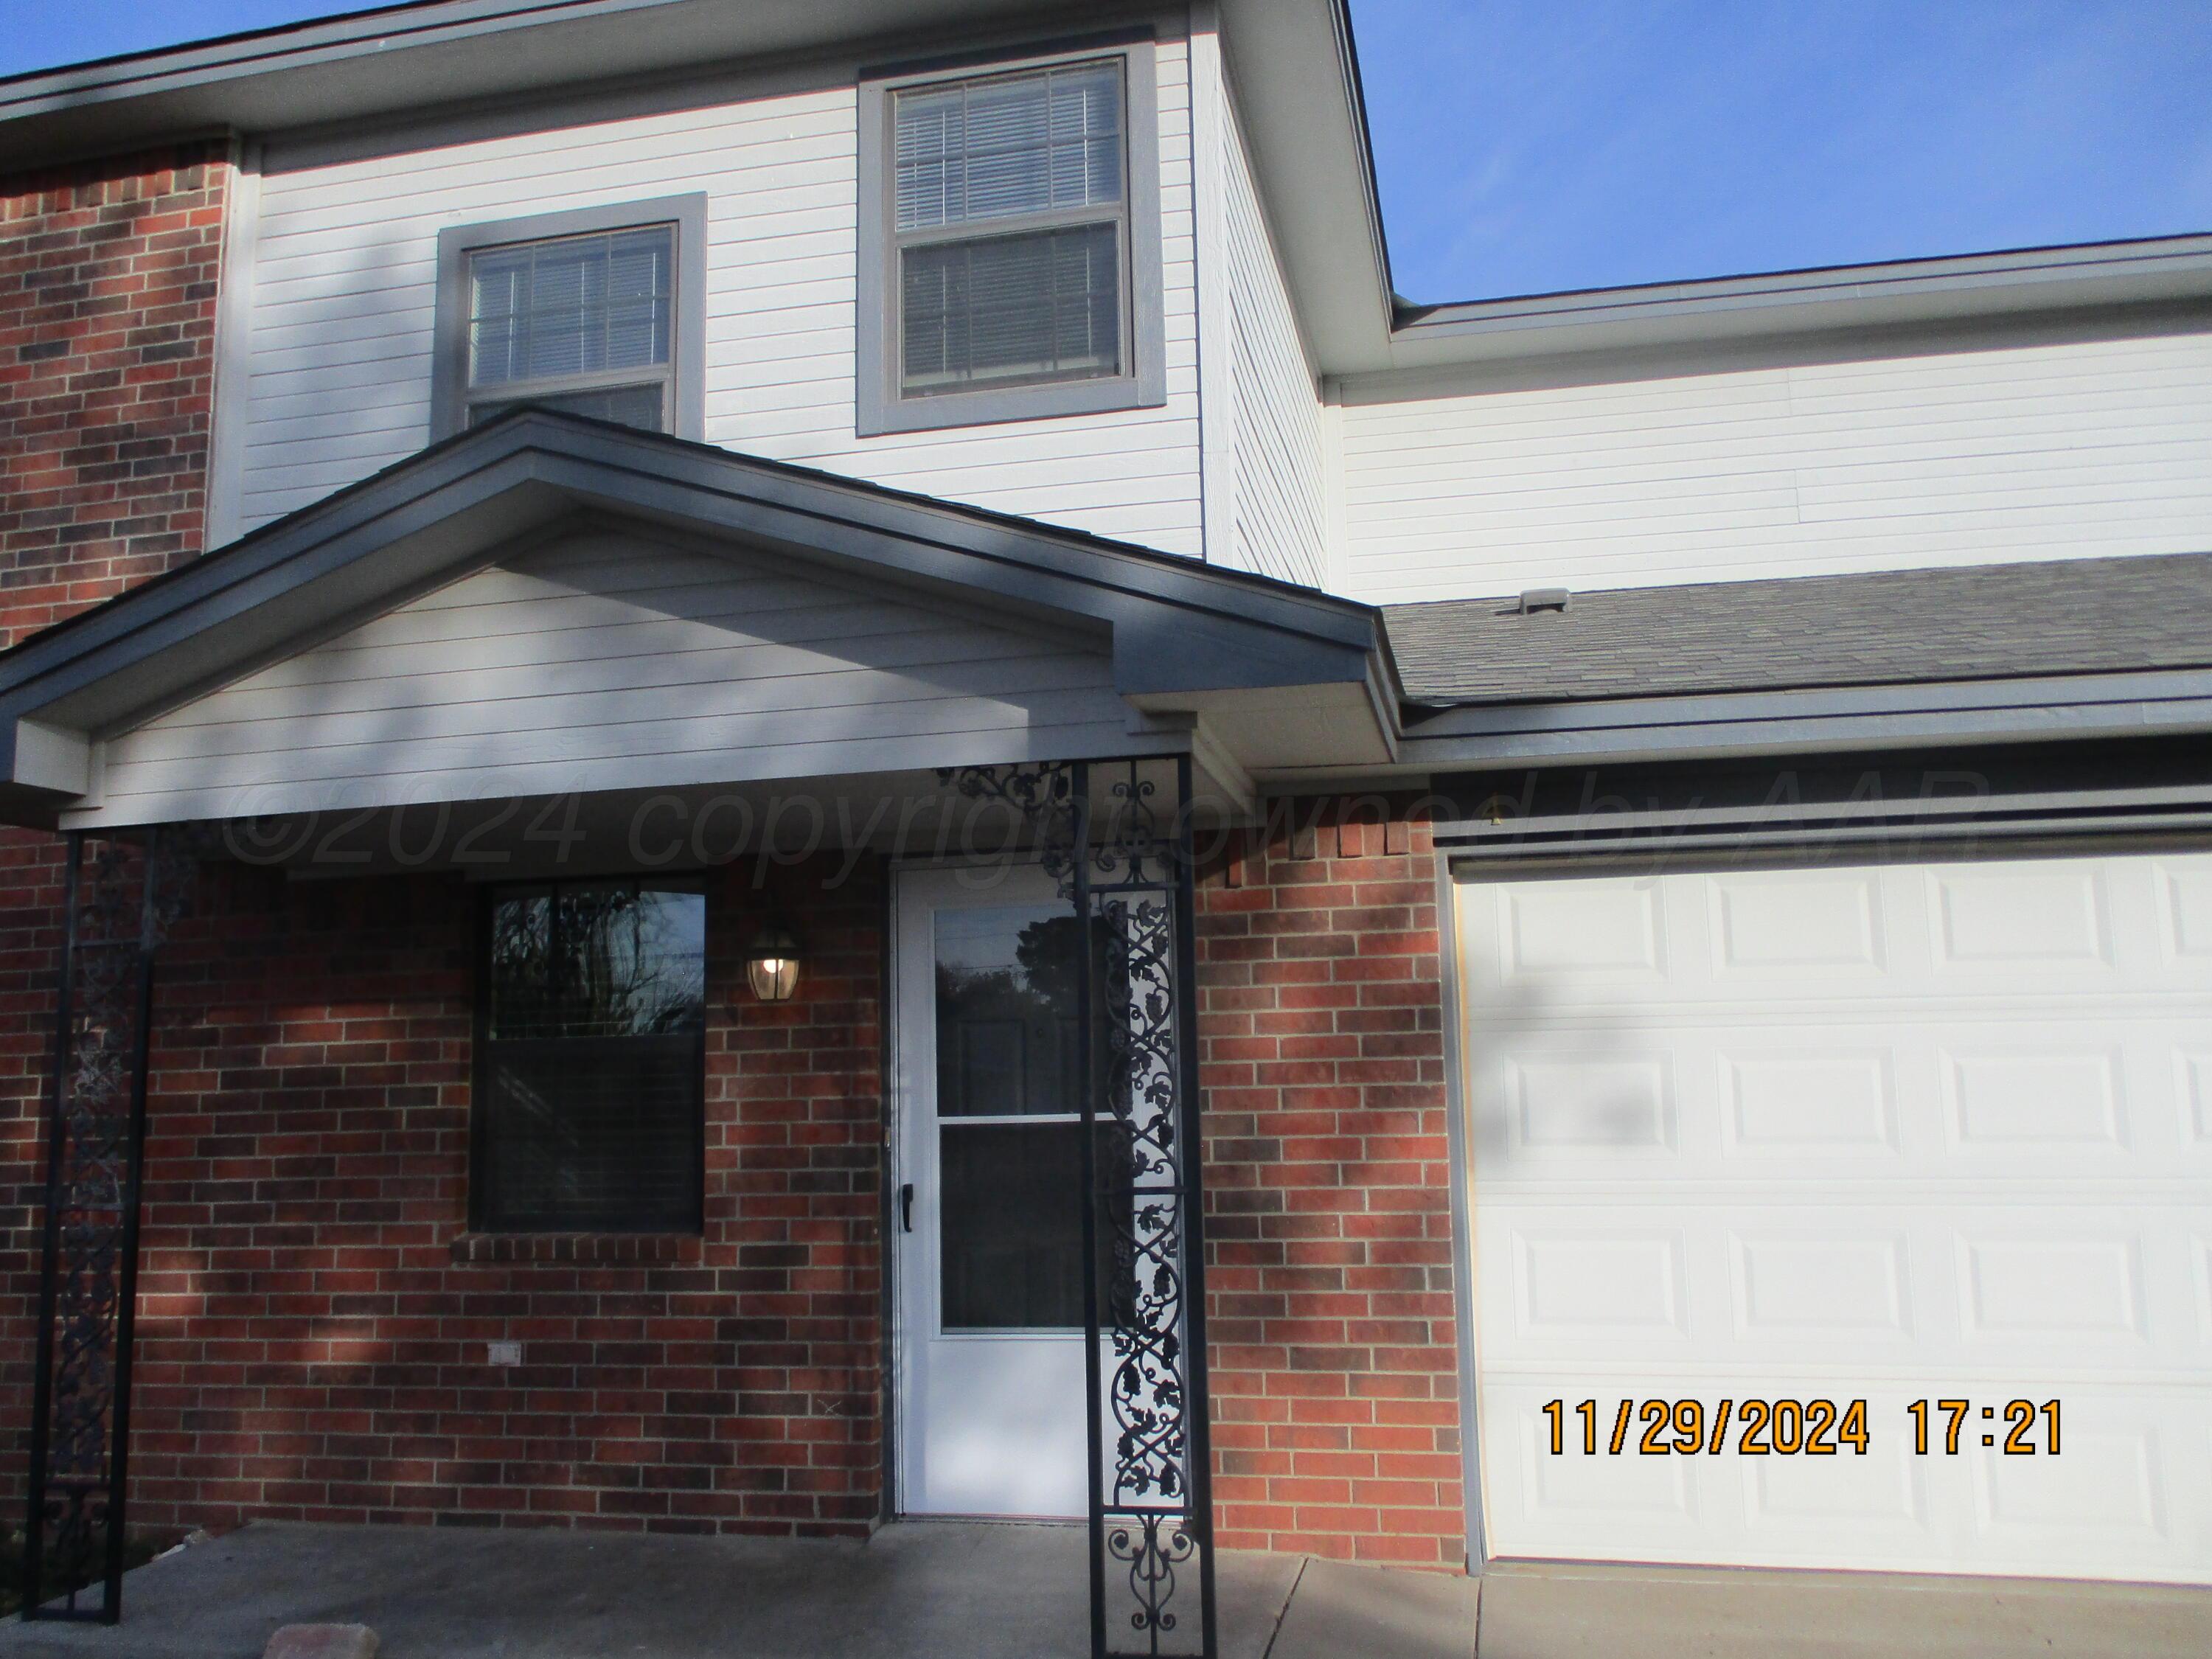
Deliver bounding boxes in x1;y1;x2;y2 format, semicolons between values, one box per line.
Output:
24;828;192;1624
944;757;1217;1659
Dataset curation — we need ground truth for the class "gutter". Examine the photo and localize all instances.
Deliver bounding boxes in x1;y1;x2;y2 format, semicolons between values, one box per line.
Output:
1399;667;2212;771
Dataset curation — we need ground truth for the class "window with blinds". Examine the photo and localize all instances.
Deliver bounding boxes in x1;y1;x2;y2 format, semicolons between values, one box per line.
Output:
462;224;676;432
474;881;706;1234
891;59;1129;397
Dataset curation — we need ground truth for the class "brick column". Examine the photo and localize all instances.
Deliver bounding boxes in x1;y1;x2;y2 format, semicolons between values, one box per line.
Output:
1197;796;1465;1568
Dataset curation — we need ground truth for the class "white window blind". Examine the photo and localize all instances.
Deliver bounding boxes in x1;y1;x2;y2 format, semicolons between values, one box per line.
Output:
891;60;1128;397
465;224;675;431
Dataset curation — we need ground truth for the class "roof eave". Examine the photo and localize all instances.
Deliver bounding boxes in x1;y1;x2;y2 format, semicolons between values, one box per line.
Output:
0;414;1388;781
1375;232;2212;377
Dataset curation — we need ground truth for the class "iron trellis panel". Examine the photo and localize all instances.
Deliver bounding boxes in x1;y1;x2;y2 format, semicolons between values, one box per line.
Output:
941;757;1217;1659
24;829;192;1624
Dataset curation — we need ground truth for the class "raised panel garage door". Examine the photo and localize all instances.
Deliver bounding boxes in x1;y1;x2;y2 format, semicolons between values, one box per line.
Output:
1456;848;2212;1584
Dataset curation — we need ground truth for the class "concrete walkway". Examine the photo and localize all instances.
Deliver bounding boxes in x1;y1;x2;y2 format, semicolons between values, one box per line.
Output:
6;1523;2205;1658
0;1521;1477;1659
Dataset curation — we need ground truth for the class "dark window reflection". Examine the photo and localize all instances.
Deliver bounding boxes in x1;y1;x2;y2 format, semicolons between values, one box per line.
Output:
479;882;706;1233
932;904;1122;1330
933;906;1086;1118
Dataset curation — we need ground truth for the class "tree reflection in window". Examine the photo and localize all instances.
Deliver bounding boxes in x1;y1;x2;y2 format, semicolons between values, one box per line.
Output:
478;882;705;1233
490;884;706;1040
932;905;1127;1329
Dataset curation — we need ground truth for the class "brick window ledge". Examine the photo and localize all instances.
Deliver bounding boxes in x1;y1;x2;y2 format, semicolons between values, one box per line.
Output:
449;1232;704;1266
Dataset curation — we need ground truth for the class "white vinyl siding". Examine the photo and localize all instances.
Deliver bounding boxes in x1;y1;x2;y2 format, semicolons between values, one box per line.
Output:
1338;327;2212;602
80;531;1130;827
232;32;1201;555
1217;80;1325;588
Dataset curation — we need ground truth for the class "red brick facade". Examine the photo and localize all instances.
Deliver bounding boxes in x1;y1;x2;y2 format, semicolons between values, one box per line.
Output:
1198;801;1464;1568
0;142;235;1536
1;141;230;649
1;804;1464;1559
108;857;888;1536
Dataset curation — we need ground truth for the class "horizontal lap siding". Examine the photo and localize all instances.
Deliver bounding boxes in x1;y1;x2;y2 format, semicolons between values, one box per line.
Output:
1219;84;1325;589
87;531;1126;824
1337;328;2212;602
237;41;1202;555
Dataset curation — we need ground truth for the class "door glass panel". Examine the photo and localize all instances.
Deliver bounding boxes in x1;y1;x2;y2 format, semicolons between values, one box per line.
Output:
940;1120;1088;1329
932;902;1118;1331
933;904;1084;1118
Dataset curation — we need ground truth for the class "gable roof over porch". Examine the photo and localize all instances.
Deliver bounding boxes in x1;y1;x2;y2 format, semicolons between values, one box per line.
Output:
0;411;1398;830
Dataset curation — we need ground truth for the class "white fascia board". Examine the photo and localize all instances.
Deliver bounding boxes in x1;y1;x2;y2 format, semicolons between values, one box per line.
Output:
1216;0;1396;374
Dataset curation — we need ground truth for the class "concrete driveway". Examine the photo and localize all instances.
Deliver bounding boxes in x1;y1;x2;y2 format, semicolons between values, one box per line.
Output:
1474;1559;2212;1659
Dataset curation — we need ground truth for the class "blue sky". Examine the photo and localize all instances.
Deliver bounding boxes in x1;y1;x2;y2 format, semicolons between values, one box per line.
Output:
5;1;2209;303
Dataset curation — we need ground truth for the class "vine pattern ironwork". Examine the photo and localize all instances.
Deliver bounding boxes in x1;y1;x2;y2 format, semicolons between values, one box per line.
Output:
936;759;1215;1658
25;830;196;1624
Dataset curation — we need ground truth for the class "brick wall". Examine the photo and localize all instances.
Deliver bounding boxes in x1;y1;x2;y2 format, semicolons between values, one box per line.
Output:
1197;796;1464;1568
0;138;234;1537
1;140;229;650
96;854;884;1537
2;797;1467;1562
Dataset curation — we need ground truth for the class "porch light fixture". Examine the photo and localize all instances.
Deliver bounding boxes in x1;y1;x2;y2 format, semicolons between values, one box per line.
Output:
745;923;803;1002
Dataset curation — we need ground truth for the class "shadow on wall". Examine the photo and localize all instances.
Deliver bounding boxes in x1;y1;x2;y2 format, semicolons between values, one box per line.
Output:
113;857;887;1540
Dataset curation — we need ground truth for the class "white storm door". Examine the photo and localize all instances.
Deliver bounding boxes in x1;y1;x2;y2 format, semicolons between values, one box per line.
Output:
894;863;1093;1518
1458;847;2212;1585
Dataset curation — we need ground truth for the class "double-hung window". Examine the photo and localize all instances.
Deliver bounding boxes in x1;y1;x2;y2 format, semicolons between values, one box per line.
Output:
858;41;1165;435
431;196;706;441
473;880;707;1234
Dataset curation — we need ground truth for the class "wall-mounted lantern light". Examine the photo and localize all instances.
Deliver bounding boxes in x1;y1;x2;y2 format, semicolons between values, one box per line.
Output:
745;923;803;1002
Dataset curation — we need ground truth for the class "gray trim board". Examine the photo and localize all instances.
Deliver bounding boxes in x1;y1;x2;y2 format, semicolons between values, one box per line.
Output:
430;194;709;442
855;34;1168;437
1431;743;2212;867
1444;813;2212;871
1399;666;2212;772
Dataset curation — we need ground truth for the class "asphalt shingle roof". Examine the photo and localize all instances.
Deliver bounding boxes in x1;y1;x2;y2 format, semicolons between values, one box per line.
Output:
1382;551;2212;707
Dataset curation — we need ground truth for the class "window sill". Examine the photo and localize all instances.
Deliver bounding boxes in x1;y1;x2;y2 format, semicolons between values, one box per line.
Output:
856;371;1162;437
450;1232;703;1267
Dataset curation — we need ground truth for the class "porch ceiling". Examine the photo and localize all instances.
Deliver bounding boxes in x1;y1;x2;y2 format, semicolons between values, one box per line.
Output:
0;411;1394;831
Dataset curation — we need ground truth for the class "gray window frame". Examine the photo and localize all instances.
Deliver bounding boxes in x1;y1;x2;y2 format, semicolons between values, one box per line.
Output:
856;36;1166;437
431;194;708;442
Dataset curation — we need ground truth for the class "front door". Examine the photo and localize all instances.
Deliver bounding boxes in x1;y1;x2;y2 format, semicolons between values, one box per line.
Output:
894;863;1095;1517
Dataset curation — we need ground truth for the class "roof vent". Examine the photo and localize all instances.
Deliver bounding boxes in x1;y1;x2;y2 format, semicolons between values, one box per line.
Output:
1517;587;1570;615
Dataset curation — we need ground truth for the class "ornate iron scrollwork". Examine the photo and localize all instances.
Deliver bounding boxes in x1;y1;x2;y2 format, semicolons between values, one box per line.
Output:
24;829;196;1624
936;757;1217;1659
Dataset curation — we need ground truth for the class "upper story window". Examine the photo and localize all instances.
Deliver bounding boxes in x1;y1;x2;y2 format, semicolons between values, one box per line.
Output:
466;226;674;428
858;39;1166;437
431;195;706;442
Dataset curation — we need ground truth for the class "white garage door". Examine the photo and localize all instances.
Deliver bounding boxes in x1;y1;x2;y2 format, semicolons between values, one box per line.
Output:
1457;847;2212;1584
